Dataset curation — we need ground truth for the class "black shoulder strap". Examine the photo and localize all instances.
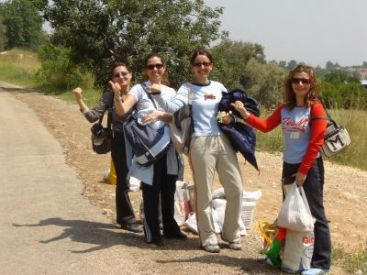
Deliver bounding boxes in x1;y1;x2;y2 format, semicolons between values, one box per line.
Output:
141;83;159;110
98;92;113;129
310;101;330;122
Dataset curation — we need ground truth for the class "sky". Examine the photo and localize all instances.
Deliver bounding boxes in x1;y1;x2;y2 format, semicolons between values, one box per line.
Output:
204;0;367;67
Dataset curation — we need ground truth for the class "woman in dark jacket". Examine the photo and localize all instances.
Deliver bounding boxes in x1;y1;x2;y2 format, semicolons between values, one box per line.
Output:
73;62;142;233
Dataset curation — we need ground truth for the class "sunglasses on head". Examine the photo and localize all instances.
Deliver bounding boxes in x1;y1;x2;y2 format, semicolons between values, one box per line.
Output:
145;63;164;70
113;71;129;78
192;62;211;68
291;78;311;85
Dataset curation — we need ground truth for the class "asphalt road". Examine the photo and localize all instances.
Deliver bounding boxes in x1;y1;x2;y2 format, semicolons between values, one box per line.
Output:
0;88;138;274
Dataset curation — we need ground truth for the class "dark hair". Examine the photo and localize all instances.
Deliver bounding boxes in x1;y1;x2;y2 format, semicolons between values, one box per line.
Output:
111;61;131;77
143;52;170;85
144;52;165;67
284;64;320;109
190;48;213;65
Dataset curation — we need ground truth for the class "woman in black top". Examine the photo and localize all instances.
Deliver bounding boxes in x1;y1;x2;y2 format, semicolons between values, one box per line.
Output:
73;62;142;233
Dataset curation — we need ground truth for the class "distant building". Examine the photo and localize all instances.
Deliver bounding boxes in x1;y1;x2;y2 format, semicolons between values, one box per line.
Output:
361;80;367;89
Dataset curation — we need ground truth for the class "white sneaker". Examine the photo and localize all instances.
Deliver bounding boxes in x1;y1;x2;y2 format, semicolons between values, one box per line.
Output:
202;244;220;253
228;242;242;250
302;268;329;275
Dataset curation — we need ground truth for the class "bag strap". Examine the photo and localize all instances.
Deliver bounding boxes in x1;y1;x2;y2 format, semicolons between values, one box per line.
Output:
141;83;159;110
98;92;113;130
310;100;331;125
187;83;192;105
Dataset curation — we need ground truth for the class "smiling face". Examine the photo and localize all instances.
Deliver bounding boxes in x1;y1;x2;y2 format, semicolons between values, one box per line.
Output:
191;54;213;84
291;71;311;103
144;56;166;84
112;65;132;90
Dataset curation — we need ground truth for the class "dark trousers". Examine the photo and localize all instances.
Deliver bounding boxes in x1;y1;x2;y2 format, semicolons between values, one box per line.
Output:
111;131;136;225
282;158;331;270
141;155;180;243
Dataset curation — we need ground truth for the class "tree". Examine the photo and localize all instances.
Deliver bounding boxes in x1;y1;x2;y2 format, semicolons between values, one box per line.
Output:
0;16;7;50
34;0;226;87
209;39;286;108
244;59;286;109
323;69;360;84
320;70;367;110
0;0;44;49
211;39;266;90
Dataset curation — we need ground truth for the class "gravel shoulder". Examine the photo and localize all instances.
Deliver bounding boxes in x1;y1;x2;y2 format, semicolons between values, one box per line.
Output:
5;82;366;274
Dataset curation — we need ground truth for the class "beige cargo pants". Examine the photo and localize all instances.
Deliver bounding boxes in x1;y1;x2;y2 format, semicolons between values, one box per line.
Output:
189;135;243;247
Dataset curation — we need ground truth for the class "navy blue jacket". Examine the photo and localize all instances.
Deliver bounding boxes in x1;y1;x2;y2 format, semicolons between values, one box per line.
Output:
218;89;260;171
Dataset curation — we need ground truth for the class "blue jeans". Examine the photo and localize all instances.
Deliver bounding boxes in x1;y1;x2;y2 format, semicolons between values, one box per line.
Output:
282;158;331;270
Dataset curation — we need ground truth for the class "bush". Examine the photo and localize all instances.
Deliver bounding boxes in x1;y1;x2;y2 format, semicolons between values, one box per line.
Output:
36;44;94;91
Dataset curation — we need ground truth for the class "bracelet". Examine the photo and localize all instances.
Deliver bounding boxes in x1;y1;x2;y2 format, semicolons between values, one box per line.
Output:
114;96;123;102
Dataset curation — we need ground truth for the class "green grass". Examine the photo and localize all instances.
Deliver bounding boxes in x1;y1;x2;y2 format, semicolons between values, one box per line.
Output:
326;109;367;170
0;48;40;87
333;245;367;274
0;48;102;105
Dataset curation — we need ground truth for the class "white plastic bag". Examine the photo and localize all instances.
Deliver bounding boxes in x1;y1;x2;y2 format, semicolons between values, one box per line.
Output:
277;183;314;232
282;230;314;273
185;212;198;234
174;181;191;226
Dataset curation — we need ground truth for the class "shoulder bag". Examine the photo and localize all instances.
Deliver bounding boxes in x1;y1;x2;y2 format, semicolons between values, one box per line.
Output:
169;83;193;155
311;102;351;157
91;107;113;154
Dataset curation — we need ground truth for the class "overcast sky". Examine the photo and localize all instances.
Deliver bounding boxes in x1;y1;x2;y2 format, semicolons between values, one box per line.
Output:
205;0;367;67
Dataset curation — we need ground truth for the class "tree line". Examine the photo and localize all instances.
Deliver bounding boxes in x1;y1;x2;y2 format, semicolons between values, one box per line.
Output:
0;0;366;110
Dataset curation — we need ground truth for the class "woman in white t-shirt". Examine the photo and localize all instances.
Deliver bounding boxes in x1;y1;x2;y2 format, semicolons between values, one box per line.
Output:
144;49;243;253
110;53;186;246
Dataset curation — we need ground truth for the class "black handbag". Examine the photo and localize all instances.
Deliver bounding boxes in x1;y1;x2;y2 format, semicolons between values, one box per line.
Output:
91;108;112;154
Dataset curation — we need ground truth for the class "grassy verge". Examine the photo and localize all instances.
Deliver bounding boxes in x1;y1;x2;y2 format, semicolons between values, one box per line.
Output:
0;48;102;105
0;48;40;87
333;245;367;274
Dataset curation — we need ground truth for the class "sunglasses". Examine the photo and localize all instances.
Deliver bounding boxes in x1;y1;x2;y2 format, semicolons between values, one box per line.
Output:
192;62;212;68
291;78;311;85
113;71;130;78
145;63;164;70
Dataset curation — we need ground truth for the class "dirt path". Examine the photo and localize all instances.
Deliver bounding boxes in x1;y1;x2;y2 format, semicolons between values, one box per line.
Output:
4;82;366;274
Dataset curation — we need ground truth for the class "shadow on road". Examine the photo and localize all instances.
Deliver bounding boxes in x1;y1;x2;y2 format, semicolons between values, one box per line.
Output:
13;217;199;253
13;217;144;253
157;255;279;274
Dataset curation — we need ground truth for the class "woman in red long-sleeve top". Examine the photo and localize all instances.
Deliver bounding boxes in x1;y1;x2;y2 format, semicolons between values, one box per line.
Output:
232;65;331;275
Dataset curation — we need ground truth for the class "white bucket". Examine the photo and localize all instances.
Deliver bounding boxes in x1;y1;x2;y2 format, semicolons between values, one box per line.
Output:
241;200;256;230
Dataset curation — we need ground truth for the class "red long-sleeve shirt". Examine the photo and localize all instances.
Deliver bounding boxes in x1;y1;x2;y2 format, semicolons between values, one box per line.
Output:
246;102;327;174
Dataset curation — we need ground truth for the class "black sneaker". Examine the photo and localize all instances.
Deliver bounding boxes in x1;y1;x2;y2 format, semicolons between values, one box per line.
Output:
121;223;143;233
163;231;187;240
147;237;164;247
